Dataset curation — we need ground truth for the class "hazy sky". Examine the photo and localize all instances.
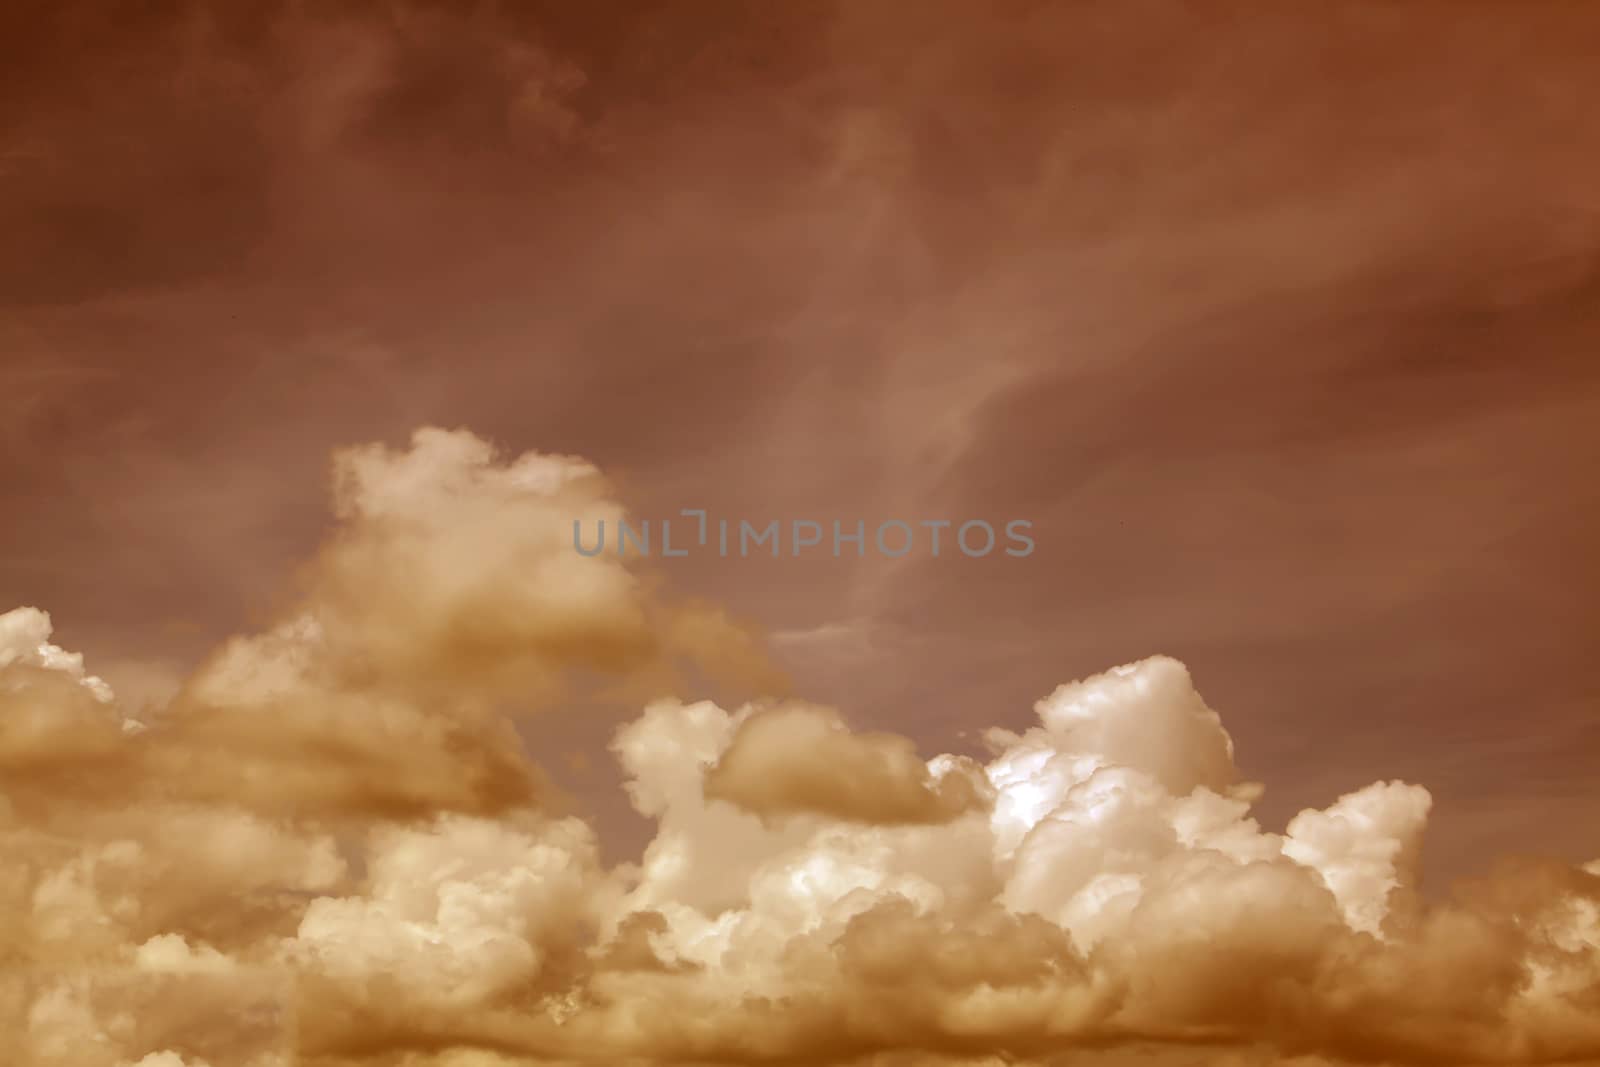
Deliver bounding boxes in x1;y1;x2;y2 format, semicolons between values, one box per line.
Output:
4;0;1598;893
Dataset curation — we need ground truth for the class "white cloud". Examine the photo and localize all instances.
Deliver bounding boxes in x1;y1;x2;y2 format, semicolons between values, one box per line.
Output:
2;429;1596;1066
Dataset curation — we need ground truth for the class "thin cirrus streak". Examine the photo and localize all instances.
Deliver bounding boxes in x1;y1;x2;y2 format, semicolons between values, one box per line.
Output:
1;428;1595;1067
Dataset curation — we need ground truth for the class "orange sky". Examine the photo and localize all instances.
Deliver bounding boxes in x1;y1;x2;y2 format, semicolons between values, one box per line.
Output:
1;4;1598;1064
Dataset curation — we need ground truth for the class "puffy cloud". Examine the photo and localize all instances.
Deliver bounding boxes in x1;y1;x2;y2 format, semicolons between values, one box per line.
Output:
21;428;784;824
3;431;1598;1066
704;701;993;826
1027;655;1236;798
289;812;602;1006
568;658;1600;1065
0;607;114;704
1283;779;1432;937
0;607;130;796
193;426;776;702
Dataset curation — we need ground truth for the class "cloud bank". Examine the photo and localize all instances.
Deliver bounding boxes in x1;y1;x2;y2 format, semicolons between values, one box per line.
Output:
2;428;1596;1067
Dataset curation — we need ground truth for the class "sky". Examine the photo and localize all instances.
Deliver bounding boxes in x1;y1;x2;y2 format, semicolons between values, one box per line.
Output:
1;3;1598;1065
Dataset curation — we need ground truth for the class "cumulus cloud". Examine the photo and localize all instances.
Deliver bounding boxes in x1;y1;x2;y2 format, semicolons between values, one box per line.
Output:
0;607;132;807
704;701;994;826
0;607;114;703
26;427;784;824
193;426;779;711
2;429;1597;1066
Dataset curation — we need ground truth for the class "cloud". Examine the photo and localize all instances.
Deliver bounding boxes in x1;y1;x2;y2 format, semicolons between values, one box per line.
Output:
704;701;993;825
2;431;1598;1066
194;427;776;711
123;1055;213;1067
0;607;132;805
24;427;785;824
0;607;114;703
288;813;602;1006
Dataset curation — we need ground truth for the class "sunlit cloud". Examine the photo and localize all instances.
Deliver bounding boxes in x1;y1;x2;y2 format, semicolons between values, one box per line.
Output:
2;429;1596;1066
